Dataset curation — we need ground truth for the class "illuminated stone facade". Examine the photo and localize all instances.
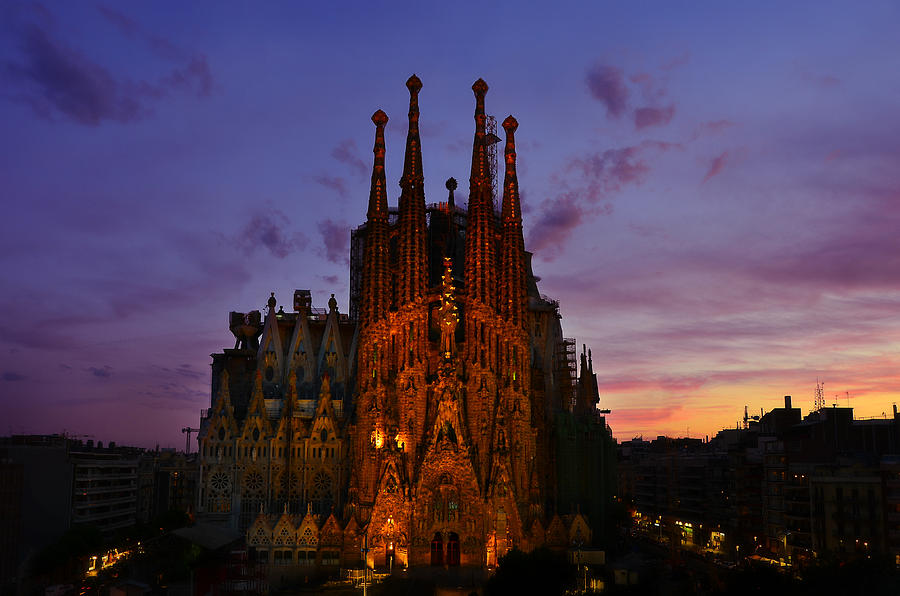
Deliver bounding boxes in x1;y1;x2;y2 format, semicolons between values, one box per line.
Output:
197;76;614;570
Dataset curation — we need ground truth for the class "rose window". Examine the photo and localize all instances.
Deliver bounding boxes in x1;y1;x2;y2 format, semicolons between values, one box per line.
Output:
312;471;332;495
210;473;230;493
244;471;264;493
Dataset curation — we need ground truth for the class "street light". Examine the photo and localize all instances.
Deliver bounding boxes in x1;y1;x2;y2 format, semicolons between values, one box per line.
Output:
360;534;369;596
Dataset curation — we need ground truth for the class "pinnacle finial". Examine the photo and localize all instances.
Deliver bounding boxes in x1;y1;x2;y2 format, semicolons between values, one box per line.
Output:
472;78;489;97
406;74;422;94
372;109;388;127
502;115;518;133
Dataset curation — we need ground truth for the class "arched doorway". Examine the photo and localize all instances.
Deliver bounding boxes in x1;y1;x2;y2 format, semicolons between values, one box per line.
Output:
386;540;395;572
447;532;460;566
430;532;444;566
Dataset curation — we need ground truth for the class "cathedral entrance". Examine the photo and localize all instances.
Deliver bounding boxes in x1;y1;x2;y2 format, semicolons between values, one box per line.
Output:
430;532;444;566
447;532;460;566
386;541;395;572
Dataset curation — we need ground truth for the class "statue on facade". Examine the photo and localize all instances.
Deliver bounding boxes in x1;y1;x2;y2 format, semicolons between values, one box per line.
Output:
436;257;458;359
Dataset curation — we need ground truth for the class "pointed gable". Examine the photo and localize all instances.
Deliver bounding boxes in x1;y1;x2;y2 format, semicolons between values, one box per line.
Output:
528;518;546;549
286;307;315;386
247;512;273;547
257;294;285;386
546;514;567;548
317;302;348;383
242;370;273;440
297;504;320;548
314;374;336;421
272;507;297;546
310;375;339;448
567;512;591;546
201;370;239;441
319;513;343;547
341;515;362;564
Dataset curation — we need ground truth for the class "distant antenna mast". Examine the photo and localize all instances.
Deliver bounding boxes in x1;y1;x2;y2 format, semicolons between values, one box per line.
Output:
814;379;825;411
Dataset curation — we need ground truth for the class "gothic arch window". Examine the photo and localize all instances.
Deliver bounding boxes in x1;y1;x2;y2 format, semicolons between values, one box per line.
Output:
218;427;226;441
320;429;327;443
207;472;231;513
310;470;333;515
239;470;265;532
253;427;261;442
432;483;459;523
279;471;300;499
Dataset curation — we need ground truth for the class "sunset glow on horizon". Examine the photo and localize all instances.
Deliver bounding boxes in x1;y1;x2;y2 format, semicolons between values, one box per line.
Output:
1;1;898;448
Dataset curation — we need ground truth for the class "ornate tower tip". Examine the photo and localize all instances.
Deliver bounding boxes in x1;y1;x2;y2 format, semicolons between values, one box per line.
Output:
372;109;389;126
472;78;489;96
406;74;422;93
445;177;458;191
502;115;518;132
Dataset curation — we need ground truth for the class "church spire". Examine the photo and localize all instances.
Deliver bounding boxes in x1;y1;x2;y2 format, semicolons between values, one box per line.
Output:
464;79;498;311
361;110;391;325
398;75;427;305
499;115;526;329
469;79;490;191
367;109;389;222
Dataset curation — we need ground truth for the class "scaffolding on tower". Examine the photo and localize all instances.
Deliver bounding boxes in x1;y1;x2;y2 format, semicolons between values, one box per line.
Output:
555;337;578;412
485;115;500;211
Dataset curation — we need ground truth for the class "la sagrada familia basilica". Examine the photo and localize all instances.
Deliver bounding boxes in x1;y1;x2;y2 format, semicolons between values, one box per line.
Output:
197;76;616;572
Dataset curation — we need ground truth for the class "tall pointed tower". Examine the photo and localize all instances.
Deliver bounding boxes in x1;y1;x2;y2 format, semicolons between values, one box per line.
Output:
464;79;499;315
398;75;428;308
499;115;527;333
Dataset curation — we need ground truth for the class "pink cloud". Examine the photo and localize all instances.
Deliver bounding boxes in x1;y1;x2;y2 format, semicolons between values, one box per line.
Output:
331;138;367;178
3;8;213;125
634;104;675;129
235;210;308;259
585;64;629;118
702;151;728;182
529;141;680;256
317;219;349;265
526;192;585;256
313;174;349;199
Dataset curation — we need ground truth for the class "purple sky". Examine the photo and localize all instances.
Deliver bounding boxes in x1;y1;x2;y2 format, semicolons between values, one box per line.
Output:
2;1;899;448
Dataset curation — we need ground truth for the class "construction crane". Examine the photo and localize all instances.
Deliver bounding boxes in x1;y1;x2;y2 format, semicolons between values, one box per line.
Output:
181;427;200;454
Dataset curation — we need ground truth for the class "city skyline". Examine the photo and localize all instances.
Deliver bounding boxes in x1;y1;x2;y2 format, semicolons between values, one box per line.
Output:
2;1;899;448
